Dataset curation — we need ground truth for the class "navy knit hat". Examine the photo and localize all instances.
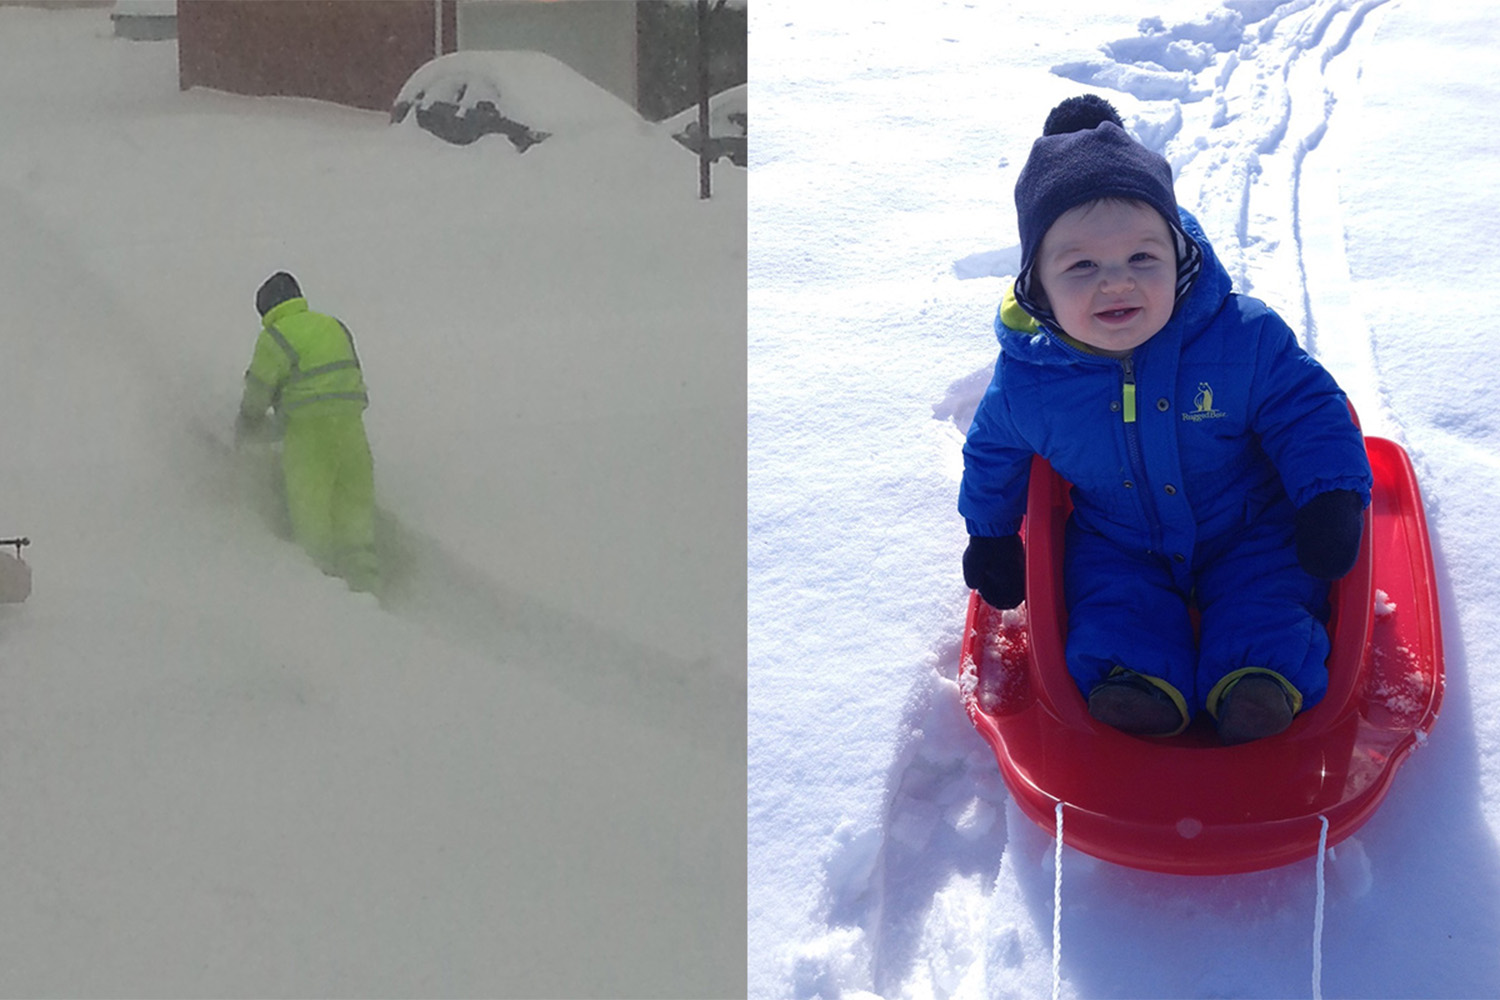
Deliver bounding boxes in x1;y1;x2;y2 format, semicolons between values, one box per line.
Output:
256;271;302;317
1012;96;1201;324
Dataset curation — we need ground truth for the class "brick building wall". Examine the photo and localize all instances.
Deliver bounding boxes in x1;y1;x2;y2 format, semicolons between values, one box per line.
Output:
177;0;457;112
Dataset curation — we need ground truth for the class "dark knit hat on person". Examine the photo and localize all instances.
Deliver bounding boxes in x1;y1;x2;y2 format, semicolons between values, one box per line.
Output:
256;271;302;317
1012;95;1202;325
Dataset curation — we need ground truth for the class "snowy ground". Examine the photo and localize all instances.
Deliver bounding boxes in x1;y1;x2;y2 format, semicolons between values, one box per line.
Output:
750;1;1500;997
0;7;744;998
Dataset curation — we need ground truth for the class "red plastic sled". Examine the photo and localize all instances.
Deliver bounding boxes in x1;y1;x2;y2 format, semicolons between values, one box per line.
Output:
959;435;1444;875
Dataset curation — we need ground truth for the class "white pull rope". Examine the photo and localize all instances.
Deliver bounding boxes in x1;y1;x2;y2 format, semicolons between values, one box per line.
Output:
1312;814;1329;1000
1053;801;1064;1000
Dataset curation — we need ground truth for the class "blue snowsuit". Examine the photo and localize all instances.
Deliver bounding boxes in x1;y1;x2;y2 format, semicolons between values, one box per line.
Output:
959;210;1372;715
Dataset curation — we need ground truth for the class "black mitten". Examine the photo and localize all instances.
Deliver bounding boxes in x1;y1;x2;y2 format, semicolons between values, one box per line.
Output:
963;534;1026;609
1294;489;1365;580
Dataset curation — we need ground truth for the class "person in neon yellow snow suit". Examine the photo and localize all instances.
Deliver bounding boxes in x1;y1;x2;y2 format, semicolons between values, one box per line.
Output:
236;272;380;592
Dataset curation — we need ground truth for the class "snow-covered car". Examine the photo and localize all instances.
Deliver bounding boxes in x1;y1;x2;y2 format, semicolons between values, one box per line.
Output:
659;84;745;166
391;51;649;151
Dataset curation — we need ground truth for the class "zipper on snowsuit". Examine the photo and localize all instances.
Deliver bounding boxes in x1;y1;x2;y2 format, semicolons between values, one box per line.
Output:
1120;355;1165;555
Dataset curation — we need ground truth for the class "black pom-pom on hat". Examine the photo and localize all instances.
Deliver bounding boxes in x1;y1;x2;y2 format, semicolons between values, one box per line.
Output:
1042;94;1124;136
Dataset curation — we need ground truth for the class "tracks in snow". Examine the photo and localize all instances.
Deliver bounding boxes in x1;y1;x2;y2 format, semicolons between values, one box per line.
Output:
1167;0;1393;433
1120;0;1393;433
192;430;743;764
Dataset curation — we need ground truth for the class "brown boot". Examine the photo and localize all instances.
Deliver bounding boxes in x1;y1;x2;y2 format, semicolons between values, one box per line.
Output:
1087;672;1187;736
1216;674;1296;745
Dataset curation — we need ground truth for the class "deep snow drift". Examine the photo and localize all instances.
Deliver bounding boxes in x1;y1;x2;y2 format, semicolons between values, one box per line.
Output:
750;2;1500;998
0;7;745;997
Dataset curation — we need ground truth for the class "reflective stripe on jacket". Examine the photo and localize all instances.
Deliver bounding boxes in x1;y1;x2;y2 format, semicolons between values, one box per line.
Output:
241;297;368;419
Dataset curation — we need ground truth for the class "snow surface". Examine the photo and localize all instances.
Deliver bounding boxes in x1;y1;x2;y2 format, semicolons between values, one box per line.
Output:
750;1;1500;998
0;7;744;998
